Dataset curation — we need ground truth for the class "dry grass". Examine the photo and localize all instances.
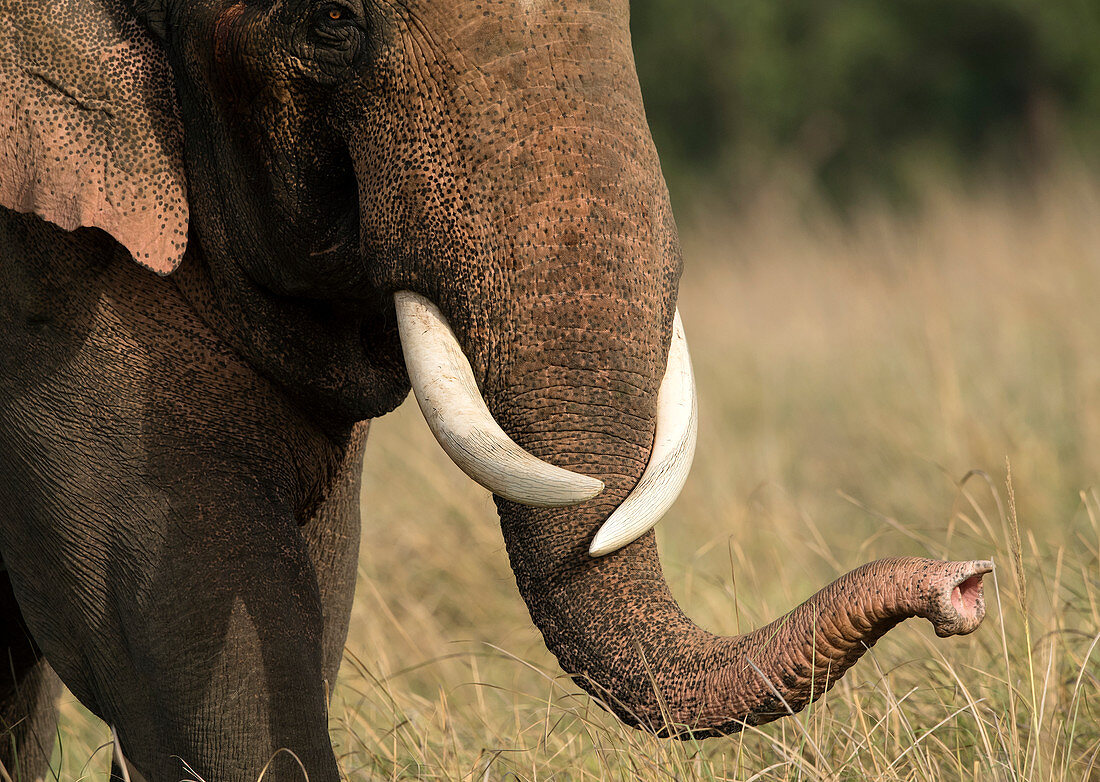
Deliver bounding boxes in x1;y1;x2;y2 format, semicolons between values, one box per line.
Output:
51;170;1100;780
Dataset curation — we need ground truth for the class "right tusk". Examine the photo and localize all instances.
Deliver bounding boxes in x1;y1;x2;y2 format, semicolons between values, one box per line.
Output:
395;290;604;507
589;309;697;556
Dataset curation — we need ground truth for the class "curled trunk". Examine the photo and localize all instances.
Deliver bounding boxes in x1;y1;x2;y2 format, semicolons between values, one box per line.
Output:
659;556;991;735
476;291;991;734
396;278;993;737
503;486;992;737
459;279;990;735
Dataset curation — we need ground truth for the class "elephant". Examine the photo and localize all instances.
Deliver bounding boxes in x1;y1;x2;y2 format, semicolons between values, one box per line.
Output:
0;0;994;779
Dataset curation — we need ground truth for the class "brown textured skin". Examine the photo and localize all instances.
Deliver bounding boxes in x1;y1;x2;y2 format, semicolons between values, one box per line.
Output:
1;217;362;780
0;1;989;780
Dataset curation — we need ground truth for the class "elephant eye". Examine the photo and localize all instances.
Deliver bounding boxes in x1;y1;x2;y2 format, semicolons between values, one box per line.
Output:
302;0;376;77
313;3;358;33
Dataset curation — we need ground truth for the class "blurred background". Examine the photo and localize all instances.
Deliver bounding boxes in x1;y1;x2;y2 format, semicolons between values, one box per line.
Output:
632;0;1100;213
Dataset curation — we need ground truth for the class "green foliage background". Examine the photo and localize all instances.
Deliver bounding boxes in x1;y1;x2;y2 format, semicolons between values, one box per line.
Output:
631;0;1100;206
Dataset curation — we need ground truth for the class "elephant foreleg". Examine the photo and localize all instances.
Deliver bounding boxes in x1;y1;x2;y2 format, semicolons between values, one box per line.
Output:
300;421;369;696
0;568;62;782
2;476;346;782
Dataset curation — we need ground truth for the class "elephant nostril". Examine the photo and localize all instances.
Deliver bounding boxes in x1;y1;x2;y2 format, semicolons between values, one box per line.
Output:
951;574;983;617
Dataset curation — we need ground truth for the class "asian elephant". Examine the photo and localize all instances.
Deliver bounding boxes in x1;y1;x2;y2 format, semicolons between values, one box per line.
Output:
0;0;993;780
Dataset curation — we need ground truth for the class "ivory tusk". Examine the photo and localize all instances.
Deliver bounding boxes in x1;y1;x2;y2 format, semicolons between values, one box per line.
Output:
589;309;697;556
395;290;604;507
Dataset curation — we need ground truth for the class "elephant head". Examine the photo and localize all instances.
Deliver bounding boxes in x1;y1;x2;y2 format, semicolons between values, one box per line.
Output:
0;0;992;742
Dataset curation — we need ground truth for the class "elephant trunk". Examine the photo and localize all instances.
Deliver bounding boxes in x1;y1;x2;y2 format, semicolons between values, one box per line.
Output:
504;293;998;733
342;0;992;733
502;483;993;735
661;557;992;734
392;272;992;736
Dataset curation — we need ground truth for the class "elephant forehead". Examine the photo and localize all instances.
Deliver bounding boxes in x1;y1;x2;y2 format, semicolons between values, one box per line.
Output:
381;0;630;64
354;1;659;223
372;4;652;178
387;0;629;20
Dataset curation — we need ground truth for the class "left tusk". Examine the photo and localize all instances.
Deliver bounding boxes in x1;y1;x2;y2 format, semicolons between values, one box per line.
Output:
395;290;604;507
589;309;698;556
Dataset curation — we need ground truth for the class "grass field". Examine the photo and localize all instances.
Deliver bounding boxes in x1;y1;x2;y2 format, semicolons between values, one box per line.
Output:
52;172;1100;780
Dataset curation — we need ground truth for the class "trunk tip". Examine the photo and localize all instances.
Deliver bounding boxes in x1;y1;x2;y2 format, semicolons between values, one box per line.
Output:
971;558;995;575
928;558;994;638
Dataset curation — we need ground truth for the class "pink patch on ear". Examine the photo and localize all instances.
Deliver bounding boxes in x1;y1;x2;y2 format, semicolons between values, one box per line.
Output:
0;0;188;275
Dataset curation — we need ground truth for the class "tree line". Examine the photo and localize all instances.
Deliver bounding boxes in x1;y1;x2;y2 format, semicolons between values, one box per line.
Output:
631;0;1100;205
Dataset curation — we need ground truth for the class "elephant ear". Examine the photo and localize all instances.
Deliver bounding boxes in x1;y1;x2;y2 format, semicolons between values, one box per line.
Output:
0;0;188;274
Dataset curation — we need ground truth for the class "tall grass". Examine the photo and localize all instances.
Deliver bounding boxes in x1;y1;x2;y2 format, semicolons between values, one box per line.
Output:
52;171;1100;779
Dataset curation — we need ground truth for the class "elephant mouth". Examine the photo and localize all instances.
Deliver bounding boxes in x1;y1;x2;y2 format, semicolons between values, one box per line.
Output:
306;143;361;258
308;212;359;261
389;290;698;556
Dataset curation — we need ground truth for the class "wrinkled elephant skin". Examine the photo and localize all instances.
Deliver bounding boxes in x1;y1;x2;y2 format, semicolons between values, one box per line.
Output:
0;1;992;780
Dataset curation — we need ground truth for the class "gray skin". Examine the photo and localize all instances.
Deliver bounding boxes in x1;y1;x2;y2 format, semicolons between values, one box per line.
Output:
0;0;992;780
